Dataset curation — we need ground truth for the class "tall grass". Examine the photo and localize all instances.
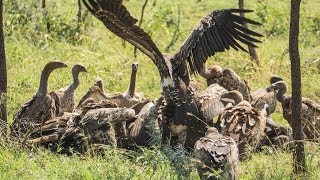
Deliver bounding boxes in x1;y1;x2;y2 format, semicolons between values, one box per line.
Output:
1;0;320;179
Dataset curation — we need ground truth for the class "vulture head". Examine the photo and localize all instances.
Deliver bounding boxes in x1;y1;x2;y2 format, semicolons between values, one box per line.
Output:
267;80;288;103
200;65;223;85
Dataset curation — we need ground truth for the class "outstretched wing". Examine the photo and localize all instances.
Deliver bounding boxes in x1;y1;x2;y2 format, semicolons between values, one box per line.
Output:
82;0;171;77
172;9;262;79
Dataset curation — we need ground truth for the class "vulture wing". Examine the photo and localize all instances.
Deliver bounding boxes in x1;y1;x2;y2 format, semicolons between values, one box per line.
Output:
171;9;262;81
82;0;171;77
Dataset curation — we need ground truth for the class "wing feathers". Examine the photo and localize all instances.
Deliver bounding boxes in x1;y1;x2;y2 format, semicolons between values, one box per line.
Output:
172;9;262;77
229;14;261;25
83;0;170;77
232;22;263;37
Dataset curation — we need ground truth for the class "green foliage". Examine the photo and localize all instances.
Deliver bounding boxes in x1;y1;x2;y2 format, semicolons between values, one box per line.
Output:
4;0;88;46
1;0;320;179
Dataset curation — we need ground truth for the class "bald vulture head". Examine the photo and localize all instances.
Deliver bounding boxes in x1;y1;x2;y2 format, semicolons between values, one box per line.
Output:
37;61;68;96
200;65;223;85
94;77;104;92
220;90;244;107
267;80;288;102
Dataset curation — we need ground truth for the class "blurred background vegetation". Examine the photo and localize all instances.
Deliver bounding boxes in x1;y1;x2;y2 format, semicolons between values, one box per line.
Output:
1;0;320;179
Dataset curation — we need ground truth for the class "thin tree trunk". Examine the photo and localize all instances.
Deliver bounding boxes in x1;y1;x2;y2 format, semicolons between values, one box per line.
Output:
0;0;7;123
134;0;149;58
42;0;50;33
289;0;306;174
77;0;82;29
238;0;260;66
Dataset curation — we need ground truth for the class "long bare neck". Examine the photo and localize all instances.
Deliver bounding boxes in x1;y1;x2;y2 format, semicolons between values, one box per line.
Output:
276;89;286;102
37;66;52;96
68;69;80;91
128;68;137;97
199;69;212;79
199;69;218;86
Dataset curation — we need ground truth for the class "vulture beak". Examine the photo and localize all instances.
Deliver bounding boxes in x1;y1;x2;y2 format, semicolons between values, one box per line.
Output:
266;85;275;92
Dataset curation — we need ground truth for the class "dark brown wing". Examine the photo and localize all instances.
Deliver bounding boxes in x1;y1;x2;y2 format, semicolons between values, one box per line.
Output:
171;9;262;79
83;0;171;77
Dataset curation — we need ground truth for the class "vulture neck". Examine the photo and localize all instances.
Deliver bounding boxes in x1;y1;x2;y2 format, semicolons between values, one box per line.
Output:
199;69;219;86
127;67;137;97
37;65;54;96
276;88;286;103
68;68;81;91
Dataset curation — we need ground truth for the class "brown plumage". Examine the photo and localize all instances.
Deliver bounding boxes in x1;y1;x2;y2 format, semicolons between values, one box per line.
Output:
268;79;320;142
27;100;135;154
216;101;267;157
194;127;238;180
196;84;244;124
200;65;252;101
250;76;281;113
104;62;146;108
249;77;293;148
76;83;108;109
126;99;163;148
11;61;67;137
83;0;261;149
53;64;87;116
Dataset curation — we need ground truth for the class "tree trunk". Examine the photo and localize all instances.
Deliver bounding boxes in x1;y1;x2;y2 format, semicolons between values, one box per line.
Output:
289;0;306;174
134;0;149;58
0;0;7;123
238;0;260;66
42;0;50;33
77;0;82;29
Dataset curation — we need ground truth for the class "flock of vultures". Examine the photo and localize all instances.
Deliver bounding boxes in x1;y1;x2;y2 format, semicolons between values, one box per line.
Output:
4;0;320;179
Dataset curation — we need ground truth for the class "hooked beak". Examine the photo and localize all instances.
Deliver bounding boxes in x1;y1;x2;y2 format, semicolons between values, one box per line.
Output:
266;85;275;92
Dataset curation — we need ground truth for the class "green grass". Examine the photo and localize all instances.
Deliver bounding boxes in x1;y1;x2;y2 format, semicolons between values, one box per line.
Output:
2;0;320;179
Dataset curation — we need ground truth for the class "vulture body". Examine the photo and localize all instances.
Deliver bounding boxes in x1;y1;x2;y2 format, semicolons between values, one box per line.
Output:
11;61;67;137
54;64;87;115
83;0;261;149
194;127;238;180
268;79;320;142
200;65;252;101
250;76;281;113
126;101;162;148
76;80;109;109
27;100;135;154
216;101;267;158
196;85;244;124
105;62;146;108
250;77;293;147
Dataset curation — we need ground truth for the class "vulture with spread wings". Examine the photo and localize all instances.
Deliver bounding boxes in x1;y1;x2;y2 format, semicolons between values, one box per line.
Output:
83;0;262;149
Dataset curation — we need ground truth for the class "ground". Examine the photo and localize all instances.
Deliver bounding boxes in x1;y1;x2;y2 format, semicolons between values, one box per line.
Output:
1;0;320;179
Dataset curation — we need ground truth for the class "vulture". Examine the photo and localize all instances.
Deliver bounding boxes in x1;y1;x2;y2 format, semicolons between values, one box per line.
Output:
196;85;244;125
76;80;109;109
194;127;238;180
268;78;320;143
250;76;280;113
11;61;67;137
216;101;267;158
104;62;146;108
53;64;87;116
83;0;262;149
200;65;252;101
77;62;146;109
126;98;164;148
250;76;292;147
26;100;135;154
